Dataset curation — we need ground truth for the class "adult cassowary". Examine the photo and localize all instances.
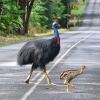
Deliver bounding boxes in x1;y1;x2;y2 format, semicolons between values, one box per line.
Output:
17;20;60;85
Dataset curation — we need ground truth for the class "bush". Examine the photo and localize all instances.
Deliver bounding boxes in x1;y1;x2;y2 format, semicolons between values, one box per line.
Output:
0;0;22;35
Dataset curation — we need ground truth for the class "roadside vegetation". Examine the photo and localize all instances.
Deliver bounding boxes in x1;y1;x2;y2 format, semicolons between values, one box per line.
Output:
0;0;89;45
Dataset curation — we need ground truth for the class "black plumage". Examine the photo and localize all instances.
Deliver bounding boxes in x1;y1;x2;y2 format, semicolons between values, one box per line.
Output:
17;37;60;84
18;37;60;68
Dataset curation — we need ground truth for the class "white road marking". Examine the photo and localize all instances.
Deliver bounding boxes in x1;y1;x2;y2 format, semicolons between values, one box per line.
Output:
31;72;42;81
85;46;100;48
52;83;100;86
0;62;17;67
0;62;34;67
63;30;100;34
57;61;100;64
21;33;93;100
0;62;42;85
77;83;100;86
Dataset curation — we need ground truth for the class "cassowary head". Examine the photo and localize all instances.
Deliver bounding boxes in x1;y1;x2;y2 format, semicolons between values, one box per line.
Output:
80;65;86;73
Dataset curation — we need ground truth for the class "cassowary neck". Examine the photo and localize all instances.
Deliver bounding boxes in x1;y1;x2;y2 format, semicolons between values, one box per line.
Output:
79;68;85;74
55;37;60;45
52;22;60;45
54;28;60;39
54;27;60;45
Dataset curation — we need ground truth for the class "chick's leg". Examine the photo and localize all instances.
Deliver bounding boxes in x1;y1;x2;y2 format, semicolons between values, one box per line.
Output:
70;83;75;89
66;84;69;93
68;82;75;92
64;79;69;92
66;83;70;93
64;79;67;85
64;80;73;93
66;83;73;93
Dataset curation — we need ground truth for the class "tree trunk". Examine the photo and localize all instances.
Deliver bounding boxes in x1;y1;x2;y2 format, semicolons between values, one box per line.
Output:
0;1;3;15
17;0;35;34
61;0;71;28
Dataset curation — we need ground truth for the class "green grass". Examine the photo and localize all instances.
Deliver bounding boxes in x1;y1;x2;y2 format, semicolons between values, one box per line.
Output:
0;29;68;46
0;35;32;46
68;0;89;26
71;7;85;15
71;0;89;15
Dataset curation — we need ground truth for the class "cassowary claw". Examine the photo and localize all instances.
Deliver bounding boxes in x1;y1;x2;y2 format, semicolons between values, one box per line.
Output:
24;79;30;84
49;82;56;86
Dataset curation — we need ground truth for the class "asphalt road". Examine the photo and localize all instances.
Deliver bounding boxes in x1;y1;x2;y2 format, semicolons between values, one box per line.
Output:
0;0;100;100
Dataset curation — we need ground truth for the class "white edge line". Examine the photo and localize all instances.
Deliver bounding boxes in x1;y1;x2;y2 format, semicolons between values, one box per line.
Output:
31;72;41;81
48;61;100;64
21;33;92;100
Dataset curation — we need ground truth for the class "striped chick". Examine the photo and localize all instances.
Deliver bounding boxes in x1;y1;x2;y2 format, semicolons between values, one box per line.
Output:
60;65;86;92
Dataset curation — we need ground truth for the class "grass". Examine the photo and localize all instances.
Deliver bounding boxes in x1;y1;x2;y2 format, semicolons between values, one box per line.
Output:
0;28;68;46
0;35;31;46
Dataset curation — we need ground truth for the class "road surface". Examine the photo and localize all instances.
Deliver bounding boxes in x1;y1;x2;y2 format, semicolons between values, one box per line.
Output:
0;0;100;100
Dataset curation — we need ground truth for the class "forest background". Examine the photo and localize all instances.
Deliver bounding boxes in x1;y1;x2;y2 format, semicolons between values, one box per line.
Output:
0;0;88;45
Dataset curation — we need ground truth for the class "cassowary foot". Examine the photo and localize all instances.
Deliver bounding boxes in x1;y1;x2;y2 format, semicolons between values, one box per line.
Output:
67;89;72;93
66;83;75;93
67;85;75;93
71;85;75;89
24;79;30;84
70;84;75;89
45;82;56;89
48;83;56;87
48;82;56;86
66;87;73;93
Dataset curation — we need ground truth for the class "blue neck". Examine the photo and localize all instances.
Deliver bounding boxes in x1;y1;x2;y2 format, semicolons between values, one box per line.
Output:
52;23;60;38
54;31;59;38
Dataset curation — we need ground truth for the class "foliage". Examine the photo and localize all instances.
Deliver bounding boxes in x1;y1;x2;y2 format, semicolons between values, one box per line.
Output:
0;0;88;35
0;0;22;35
71;0;89;15
30;0;65;29
30;0;48;28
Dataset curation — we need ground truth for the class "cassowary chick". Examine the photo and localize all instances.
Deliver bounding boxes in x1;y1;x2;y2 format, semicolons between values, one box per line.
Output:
60;65;86;92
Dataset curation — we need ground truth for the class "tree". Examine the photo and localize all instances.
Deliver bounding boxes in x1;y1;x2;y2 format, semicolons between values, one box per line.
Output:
61;0;71;28
16;0;35;34
83;0;86;3
0;1;3;15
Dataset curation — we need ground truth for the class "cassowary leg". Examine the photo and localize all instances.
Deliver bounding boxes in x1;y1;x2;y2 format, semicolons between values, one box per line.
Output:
66;83;72;93
25;65;34;84
64;79;67;85
70;83;75;89
66;84;69;93
43;68;55;85
67;82;74;92
43;69;51;85
64;80;71;93
65;83;69;93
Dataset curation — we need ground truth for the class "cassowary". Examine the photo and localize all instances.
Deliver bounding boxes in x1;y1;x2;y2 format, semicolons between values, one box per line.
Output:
17;19;60;85
60;65;86;92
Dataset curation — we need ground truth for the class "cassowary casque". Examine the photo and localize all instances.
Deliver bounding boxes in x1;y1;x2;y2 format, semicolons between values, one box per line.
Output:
17;19;60;85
